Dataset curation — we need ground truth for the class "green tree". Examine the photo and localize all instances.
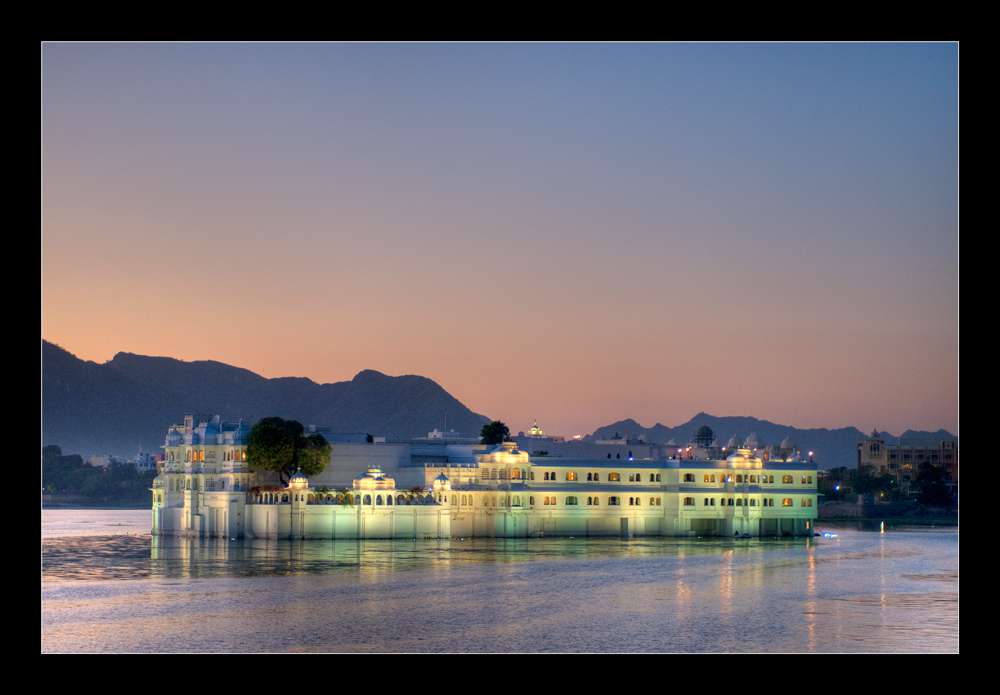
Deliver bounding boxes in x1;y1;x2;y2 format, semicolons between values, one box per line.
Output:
480;420;510;445
247;417;331;484
915;461;951;506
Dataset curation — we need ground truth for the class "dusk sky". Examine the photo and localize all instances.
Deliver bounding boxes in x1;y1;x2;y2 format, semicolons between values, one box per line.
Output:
42;43;958;438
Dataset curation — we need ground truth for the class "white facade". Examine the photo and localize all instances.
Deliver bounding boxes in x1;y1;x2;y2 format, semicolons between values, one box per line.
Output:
153;416;818;539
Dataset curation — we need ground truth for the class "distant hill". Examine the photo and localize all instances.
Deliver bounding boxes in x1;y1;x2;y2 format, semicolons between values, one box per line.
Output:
42;341;491;458
584;413;957;470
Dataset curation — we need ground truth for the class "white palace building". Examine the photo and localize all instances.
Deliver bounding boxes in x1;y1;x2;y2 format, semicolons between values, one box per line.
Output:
151;416;818;540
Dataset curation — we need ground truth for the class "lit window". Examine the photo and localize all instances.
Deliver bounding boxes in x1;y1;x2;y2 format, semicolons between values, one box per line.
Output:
783;476;793;484
782;498;793;507
609;473;620;482
567;471;578;481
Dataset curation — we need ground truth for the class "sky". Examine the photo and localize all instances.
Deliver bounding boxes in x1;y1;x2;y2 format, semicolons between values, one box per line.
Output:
42;43;958;438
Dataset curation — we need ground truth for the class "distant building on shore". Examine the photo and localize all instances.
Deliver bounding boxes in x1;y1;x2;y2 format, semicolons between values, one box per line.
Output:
857;430;958;498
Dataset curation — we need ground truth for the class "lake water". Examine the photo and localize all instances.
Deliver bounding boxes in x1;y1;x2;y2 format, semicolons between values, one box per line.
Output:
41;510;958;653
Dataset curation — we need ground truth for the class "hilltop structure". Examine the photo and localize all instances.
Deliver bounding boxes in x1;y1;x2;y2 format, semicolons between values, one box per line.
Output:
152;418;818;539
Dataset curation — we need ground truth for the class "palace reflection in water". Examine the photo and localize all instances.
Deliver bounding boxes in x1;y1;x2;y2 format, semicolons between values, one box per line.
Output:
42;517;957;653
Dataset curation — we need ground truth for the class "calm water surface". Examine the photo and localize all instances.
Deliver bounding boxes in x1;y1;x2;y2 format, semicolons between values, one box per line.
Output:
41;510;957;653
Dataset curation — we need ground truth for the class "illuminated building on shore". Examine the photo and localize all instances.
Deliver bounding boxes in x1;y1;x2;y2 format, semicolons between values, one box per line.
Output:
857;430;958;498
152;417;818;539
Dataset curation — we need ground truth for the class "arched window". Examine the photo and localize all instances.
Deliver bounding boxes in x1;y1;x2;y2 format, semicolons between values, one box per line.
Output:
656;497;661;506
587;497;593;505
710;498;715;506
587;472;593;481
565;496;577;506
736;498;742;506
750;475;757;483
807;499;812;507
363;494;372;505
629;497;634;505
593;473;600;482
684;474;695;482
783;475;793;484
608;473;620;482
511;469;520;479
635;497;641;506
593;497;600;506
750;499;756;506
566;472;577;481
684;497;694;506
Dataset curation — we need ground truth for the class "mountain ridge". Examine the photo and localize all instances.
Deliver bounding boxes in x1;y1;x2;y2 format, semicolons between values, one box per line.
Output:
43;341;491;457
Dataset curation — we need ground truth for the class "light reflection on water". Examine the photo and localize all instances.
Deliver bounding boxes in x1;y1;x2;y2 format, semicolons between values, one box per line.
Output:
41;512;957;653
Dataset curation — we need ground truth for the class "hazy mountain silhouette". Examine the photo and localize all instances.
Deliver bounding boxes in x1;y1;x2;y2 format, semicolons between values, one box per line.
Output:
42;341;491;457
43;340;956;469
584;412;956;470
